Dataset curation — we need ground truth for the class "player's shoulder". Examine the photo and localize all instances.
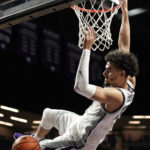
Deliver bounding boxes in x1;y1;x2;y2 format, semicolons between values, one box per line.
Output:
127;76;136;89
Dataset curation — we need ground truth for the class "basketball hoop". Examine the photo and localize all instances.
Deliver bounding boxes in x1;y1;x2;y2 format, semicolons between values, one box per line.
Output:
71;0;124;51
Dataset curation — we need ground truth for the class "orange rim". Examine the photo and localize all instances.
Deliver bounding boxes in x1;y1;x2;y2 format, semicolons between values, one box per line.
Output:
70;0;123;13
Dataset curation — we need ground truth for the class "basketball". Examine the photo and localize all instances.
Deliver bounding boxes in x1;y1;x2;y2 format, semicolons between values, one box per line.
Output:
12;135;41;150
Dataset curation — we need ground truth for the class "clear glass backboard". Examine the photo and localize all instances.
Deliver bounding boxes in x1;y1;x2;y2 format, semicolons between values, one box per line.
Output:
0;0;85;29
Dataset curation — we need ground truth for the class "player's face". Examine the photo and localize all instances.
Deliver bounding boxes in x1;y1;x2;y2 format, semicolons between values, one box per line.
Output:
103;62;123;87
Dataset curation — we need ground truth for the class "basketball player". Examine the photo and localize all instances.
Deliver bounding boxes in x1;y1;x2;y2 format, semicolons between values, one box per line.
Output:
14;0;139;149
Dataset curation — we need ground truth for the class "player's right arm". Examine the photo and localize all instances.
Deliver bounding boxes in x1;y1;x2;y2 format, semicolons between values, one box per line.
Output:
118;0;130;53
118;0;136;88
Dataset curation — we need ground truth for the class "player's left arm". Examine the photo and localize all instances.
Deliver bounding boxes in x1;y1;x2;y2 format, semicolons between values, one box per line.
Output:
74;27;97;99
74;27;124;111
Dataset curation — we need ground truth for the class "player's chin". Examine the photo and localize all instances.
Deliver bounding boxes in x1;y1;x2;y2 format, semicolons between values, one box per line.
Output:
104;80;110;87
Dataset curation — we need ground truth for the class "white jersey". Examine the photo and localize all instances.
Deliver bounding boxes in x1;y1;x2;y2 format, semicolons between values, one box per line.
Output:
40;80;134;150
69;80;134;150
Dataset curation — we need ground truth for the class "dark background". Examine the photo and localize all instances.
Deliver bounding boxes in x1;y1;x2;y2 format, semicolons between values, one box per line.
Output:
0;0;150;116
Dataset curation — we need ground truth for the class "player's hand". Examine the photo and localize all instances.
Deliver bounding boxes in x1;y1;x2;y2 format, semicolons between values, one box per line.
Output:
121;0;128;12
83;26;96;50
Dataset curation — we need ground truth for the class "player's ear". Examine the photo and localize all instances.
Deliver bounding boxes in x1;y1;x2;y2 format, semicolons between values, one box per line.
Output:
120;70;126;77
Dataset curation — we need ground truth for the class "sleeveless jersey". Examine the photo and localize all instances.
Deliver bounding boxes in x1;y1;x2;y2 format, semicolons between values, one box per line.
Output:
43;80;135;150
69;80;135;150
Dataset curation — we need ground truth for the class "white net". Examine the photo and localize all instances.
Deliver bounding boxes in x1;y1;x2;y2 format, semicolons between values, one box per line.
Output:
72;0;123;51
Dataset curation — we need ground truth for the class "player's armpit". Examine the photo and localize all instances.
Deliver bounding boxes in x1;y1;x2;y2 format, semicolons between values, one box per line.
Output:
91;87;124;111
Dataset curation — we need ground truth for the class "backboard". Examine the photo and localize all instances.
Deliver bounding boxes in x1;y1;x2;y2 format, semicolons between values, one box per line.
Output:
0;0;85;29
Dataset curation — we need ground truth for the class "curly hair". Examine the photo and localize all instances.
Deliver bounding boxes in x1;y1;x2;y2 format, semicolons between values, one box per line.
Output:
104;49;139;77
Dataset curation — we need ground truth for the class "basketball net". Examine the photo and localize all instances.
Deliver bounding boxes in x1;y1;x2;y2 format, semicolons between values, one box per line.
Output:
71;0;123;51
